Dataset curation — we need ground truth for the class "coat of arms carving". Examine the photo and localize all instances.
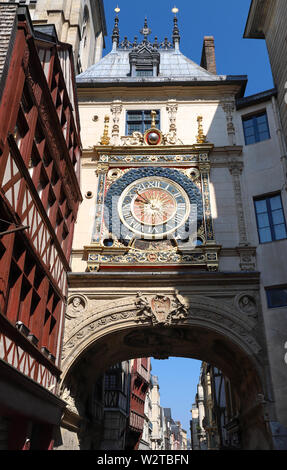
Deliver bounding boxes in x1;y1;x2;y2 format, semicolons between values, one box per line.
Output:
135;291;189;326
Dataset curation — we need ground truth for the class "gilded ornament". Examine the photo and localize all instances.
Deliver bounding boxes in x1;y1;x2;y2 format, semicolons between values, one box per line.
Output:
196;116;207;144
100;115;111;146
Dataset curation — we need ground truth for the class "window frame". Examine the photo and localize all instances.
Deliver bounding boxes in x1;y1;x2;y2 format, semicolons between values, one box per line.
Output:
125;109;160;135
242;110;270;145
265;286;287;308
254;193;287;244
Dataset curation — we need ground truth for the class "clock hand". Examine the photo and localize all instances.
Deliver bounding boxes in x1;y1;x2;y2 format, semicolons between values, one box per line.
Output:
135;191;150;204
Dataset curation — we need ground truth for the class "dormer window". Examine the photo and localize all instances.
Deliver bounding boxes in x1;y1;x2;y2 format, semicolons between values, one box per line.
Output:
129;19;160;78
136;68;153;77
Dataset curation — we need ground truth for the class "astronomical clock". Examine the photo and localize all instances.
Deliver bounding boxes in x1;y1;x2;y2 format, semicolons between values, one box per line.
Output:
85;113;220;271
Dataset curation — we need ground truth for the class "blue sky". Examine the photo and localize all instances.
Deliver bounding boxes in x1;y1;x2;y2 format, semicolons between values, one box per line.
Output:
150;357;201;434
101;0;274;437
102;0;274;96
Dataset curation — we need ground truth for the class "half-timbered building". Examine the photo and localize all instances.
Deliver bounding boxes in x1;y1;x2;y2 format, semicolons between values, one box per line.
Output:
0;3;81;449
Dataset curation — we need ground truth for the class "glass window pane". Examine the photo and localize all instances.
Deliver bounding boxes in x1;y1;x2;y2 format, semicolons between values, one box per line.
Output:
245;135;256;145
258;131;270;141
272;209;284;225
136;69;153;76
127;123;142;134
257;122;268;133
243;119;254;129
257;213;270;228
244;127;255;137
267;288;287;308
128;116;142;122
259;227;272;243
274;224;287;240
256;114;268;124
255;199;267;214
270;195;282;211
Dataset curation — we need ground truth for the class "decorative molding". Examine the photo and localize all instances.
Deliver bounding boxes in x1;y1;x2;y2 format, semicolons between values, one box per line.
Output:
100;153;199;164
110;101;123;145
60;291;263;373
86;245;220;269
228;162;249;246
221;100;236;146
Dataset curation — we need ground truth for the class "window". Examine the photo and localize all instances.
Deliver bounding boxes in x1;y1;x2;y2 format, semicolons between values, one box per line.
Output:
266;287;287;308
126;110;160;135
136;69;153;77
104;373;119;390
242;111;270;145
254;194;287;243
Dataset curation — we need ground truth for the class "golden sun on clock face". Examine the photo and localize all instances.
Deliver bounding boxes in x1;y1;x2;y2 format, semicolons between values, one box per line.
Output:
118;176;190;239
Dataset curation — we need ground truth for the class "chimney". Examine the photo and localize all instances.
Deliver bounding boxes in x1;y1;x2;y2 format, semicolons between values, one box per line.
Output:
200;36;217;74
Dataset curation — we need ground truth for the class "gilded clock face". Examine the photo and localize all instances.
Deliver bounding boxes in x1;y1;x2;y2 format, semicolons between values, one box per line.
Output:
118;176;190;239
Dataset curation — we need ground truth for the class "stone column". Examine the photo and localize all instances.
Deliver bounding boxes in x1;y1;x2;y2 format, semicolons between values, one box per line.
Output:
228;162;249;246
199;155;216;244
221;101;236;146
92;162;109;245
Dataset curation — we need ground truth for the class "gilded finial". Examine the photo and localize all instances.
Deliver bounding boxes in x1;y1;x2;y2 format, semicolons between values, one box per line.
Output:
151;110;157;128
196;116;206;144
100;116;111;145
112;6;120;47
172;7;180;47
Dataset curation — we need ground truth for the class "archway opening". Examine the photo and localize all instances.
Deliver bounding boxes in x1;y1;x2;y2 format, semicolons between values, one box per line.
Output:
57;322;272;451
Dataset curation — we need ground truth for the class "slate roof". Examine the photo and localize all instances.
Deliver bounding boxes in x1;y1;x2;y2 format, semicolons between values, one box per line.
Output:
76;15;229;85
76;47;226;84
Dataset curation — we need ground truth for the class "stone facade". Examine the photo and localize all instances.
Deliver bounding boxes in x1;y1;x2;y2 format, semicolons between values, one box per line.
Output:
53;11;287;450
9;0;107;73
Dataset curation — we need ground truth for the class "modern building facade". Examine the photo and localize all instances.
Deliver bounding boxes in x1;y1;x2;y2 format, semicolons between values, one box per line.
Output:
0;3;82;449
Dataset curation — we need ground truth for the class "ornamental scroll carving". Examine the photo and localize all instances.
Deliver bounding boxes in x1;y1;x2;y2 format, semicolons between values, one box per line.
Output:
135;291;190;326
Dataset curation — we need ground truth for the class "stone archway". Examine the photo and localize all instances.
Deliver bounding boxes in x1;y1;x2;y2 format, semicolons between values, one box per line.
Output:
57;271;277;450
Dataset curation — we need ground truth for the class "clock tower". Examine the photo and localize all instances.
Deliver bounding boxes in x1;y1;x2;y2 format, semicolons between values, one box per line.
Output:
57;8;286;451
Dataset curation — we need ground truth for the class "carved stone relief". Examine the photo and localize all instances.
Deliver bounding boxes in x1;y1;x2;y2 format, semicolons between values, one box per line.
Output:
236;293;258;319
135;291;189;326
66;295;87;320
61;290;263;374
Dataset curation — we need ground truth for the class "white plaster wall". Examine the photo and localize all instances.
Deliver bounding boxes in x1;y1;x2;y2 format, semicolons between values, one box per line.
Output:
210;167;239;247
237;99;287;425
77;95;231;150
